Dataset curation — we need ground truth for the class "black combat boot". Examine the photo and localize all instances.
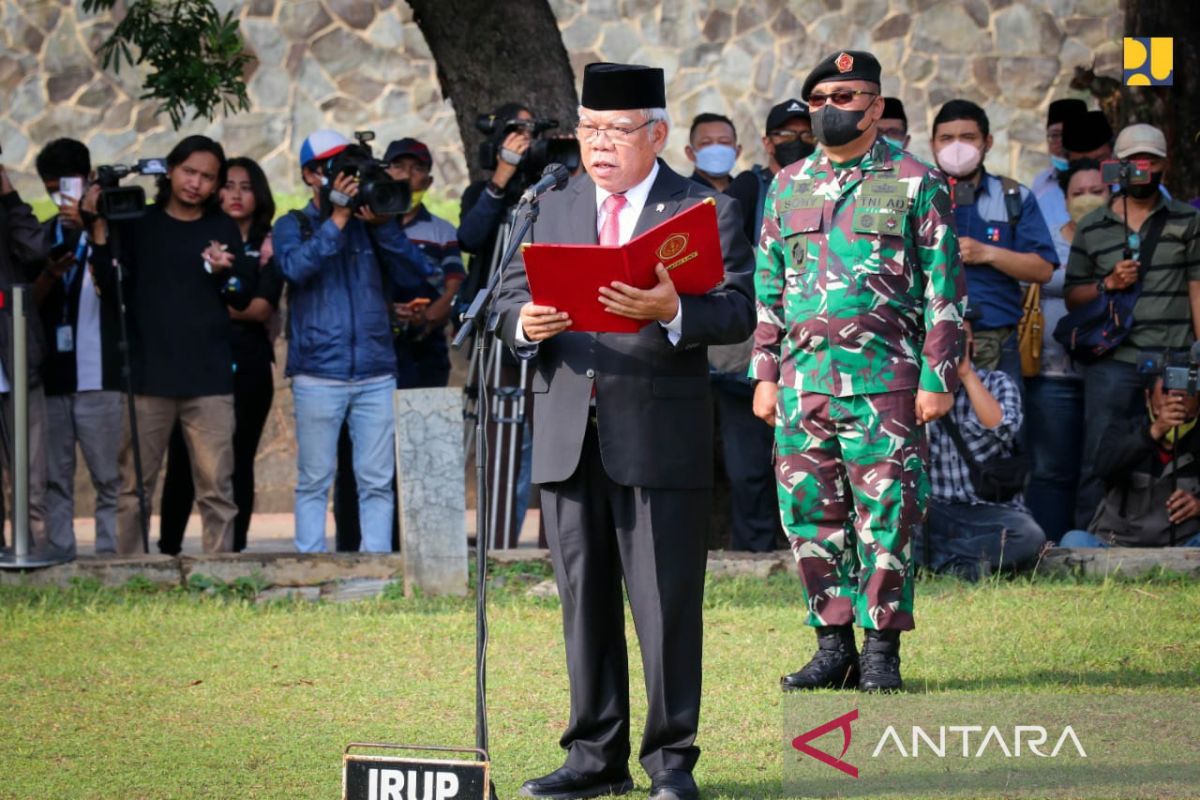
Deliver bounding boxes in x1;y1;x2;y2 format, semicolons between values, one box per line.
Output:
858;629;902;693
780;625;860;691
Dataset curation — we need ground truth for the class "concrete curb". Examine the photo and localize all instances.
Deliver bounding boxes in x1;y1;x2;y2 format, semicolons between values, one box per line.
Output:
3;547;1195;594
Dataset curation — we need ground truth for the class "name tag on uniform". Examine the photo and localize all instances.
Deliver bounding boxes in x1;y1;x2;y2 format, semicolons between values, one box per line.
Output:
857;179;910;211
778;187;824;212
56;325;74;353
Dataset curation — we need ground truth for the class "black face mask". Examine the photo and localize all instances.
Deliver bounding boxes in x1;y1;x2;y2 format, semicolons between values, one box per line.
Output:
811;105;869;147
775;139;816;168
1126;171;1163;200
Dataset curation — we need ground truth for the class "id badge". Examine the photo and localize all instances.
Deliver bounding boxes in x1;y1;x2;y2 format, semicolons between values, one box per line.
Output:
56;324;75;353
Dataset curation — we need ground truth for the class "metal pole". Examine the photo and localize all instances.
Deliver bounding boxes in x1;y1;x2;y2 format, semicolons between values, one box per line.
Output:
12;285;28;559
0;284;69;569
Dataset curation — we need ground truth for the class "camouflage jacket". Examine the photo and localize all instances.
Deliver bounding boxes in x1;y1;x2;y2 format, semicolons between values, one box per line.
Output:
750;135;966;397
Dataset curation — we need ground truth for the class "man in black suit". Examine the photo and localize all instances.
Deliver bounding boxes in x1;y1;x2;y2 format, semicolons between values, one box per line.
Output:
496;63;755;800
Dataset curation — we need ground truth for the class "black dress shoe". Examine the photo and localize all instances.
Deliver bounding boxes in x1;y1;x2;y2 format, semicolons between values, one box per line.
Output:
519;765;634;799
858;628;902;693
780;625;860;691
648;769;699;800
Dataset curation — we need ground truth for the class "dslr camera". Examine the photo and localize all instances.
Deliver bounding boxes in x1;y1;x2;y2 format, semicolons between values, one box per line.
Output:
1137;343;1200;394
476;113;581;183
322;131;410;217
1101;158;1152;190
94;158;168;221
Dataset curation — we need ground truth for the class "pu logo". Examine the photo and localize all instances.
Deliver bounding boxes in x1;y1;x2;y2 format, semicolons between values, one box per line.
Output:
1124;37;1173;86
791;709;859;778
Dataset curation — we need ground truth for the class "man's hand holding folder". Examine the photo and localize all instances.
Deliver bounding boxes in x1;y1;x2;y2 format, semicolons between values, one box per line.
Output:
521;198;724;335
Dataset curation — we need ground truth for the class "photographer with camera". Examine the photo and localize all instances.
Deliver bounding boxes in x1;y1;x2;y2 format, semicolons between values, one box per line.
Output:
1060;353;1200;549
0;150;51;550
274;129;432;554
457;103;537;271
1064;123;1200;529
33;139;122;557
917;307;1047;581
332;137;465;551
87;134;257;555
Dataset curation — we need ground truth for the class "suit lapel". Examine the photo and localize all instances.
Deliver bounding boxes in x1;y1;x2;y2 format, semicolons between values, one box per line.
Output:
632;162;691;238
566;174;599;244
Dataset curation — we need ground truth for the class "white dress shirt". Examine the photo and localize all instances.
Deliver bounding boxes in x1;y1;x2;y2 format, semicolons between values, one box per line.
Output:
516;160;683;345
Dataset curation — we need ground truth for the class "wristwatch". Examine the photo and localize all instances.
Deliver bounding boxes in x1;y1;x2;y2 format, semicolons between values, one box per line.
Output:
1096;277;1108;293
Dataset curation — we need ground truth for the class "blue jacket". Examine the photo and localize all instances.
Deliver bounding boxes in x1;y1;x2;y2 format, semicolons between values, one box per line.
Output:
275;202;433;380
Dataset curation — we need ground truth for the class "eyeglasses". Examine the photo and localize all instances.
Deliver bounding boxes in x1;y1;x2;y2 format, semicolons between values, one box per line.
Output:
575;120;654;143
768;130;816;144
806;90;878;109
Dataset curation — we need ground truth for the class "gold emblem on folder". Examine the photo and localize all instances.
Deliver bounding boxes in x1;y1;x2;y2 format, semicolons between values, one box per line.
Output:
657;233;689;262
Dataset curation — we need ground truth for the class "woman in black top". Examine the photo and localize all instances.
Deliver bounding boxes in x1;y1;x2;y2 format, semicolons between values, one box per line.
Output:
159;158;282;553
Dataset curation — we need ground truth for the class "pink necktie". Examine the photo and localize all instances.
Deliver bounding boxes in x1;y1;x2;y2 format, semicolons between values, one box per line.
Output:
600;193;627;246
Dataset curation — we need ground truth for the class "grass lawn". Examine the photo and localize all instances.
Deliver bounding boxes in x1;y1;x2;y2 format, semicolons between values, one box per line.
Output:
1;564;1197;799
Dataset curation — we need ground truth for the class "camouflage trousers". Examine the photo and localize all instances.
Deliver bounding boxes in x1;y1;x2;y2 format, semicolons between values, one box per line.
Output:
775;387;928;631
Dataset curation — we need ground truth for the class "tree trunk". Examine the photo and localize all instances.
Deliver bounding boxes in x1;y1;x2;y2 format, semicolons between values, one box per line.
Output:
406;0;579;185
1126;0;1200;201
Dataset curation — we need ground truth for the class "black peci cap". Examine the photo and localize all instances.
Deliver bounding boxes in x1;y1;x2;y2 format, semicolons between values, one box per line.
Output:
800;50;883;101
765;98;810;134
1047;98;1087;127
1062;110;1113;154
881;97;907;124
581;62;666;110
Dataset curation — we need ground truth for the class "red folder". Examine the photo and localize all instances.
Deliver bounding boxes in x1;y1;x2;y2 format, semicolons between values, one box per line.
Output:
523;197;725;333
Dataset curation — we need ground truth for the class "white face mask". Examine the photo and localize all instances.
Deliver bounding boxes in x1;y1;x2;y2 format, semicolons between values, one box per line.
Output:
694;144;738;177
936;141;984;178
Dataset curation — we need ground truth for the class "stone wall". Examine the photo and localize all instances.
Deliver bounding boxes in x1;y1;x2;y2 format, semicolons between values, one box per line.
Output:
2;0;1124;515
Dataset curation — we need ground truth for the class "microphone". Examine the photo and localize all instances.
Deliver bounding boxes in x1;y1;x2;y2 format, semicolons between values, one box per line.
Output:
520;163;571;205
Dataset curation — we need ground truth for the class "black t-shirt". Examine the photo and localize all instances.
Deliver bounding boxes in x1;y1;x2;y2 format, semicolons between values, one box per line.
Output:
91;205;255;397
230;234;283;367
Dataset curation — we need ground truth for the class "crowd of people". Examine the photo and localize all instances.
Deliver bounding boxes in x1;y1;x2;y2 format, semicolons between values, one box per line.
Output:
0;70;1197;573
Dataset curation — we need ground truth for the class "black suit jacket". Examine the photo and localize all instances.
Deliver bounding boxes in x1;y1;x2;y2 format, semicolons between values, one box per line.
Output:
495;161;756;489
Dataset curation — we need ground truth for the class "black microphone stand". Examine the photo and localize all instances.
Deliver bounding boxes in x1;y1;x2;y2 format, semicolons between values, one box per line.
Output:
452;193;542;797
108;224;151;554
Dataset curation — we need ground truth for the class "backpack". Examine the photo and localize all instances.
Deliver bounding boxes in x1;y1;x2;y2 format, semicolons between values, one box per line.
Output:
994;176;1044;377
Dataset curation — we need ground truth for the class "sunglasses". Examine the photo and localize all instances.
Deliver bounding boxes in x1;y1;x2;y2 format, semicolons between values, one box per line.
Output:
807;90;878;109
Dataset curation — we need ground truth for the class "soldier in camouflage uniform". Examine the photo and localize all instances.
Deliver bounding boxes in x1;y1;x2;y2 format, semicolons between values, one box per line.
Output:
750;50;966;692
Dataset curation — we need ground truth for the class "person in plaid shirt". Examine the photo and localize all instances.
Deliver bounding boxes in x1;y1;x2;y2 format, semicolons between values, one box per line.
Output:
917;309;1046;580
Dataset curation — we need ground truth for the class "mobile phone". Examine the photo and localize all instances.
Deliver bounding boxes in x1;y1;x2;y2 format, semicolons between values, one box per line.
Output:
1100;159;1151;186
49;241;71;260
59;176;84;201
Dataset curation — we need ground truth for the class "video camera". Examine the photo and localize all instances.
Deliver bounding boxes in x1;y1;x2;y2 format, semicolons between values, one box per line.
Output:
476;114;581;183
1137;343;1200;394
322;131;411;217
93;159;167;221
1101;158;1152;190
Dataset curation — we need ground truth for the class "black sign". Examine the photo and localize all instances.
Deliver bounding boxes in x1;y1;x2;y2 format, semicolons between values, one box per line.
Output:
344;755;489;800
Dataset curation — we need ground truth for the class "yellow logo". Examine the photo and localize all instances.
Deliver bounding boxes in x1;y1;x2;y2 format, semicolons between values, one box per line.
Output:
1124;37;1173;86
657;233;689;261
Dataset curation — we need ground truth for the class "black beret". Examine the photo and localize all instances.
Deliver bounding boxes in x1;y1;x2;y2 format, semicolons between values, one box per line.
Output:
800;50;883;101
765;98;809;134
581;62;666;111
881;97;907;124
1062;110;1114;154
1047;98;1086;127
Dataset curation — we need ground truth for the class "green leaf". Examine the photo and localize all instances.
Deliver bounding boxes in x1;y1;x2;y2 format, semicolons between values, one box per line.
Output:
87;0;253;131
